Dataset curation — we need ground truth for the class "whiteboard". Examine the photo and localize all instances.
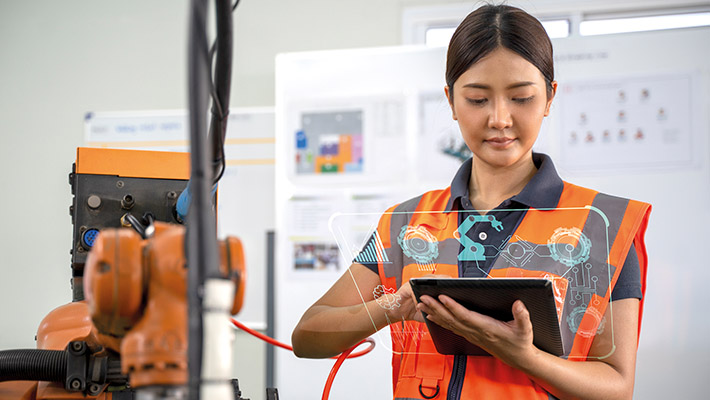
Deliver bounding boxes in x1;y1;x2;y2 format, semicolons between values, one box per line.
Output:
85;107;274;328
275;26;710;399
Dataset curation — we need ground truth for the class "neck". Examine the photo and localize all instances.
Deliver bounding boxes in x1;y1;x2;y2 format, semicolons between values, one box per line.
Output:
468;152;537;211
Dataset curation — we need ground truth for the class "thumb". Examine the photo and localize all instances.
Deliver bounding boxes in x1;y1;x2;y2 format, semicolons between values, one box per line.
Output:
512;300;532;332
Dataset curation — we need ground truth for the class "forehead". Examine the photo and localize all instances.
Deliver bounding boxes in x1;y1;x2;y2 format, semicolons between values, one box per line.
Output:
455;47;546;88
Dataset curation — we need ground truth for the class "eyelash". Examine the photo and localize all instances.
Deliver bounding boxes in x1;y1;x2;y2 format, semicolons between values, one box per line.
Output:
514;96;535;104
465;96;535;106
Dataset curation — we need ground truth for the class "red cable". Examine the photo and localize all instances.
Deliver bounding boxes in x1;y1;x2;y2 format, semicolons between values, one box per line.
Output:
230;318;294;351
229;318;376;400
321;339;369;400
230;318;375;359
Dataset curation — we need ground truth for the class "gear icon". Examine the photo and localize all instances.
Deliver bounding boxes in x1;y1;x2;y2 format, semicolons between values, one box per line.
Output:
547;227;592;267
397;225;439;264
566;305;605;338
373;285;401;310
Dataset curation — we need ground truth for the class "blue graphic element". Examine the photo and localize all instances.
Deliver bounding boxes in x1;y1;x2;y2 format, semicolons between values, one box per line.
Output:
455;215;503;261
296;130;308;149
355;231;391;264
397;225;439;264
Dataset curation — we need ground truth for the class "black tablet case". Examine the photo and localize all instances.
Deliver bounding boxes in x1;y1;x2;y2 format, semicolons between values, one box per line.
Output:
409;278;564;357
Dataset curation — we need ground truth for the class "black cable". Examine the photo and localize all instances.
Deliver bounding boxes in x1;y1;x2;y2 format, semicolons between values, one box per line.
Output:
207;0;239;185
186;1;212;399
124;213;147;238
141;212;156;226
185;1;234;398
0;349;66;383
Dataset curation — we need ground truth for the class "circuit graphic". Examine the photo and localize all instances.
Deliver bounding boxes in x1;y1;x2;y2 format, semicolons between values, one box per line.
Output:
397;225;439;271
568;263;599;307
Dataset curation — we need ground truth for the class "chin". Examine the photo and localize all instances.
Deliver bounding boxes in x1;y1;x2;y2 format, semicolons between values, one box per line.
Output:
475;148;531;169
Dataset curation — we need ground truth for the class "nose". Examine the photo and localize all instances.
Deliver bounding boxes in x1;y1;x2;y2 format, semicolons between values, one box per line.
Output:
488;100;512;130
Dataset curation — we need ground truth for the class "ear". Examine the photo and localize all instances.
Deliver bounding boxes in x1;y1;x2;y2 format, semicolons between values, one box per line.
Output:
444;86;457;121
544;81;558;117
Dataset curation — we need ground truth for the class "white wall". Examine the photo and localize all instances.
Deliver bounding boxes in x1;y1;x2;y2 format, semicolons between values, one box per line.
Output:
1;1;708;400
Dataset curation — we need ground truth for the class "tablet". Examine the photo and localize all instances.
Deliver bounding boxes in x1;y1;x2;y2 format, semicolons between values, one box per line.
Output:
409;278;564;357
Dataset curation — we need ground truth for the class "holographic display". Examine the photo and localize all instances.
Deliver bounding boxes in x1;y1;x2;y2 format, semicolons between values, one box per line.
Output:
329;207;619;360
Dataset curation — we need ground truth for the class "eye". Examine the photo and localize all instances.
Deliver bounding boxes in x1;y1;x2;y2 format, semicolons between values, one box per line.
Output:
466;98;487;106
513;96;535;104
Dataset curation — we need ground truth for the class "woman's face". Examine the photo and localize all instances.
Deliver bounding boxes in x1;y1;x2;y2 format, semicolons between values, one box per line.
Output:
446;47;556;170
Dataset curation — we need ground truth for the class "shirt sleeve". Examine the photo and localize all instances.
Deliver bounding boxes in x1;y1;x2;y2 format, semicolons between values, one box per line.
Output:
352;232;380;274
610;243;642;301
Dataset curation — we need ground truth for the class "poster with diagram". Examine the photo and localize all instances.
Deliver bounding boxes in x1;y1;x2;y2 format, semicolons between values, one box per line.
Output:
557;73;695;172
417;91;468;183
295;110;363;174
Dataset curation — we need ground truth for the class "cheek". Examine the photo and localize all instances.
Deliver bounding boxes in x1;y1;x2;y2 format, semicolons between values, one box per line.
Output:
453;104;484;126
515;105;547;131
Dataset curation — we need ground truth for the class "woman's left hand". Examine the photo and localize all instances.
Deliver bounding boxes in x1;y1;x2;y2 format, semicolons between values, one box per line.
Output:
416;295;537;369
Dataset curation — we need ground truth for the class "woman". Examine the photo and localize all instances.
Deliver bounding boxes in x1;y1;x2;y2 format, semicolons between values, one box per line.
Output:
292;4;651;399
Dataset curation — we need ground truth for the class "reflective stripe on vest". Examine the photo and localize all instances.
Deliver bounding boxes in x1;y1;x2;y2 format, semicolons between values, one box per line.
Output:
376;182;651;399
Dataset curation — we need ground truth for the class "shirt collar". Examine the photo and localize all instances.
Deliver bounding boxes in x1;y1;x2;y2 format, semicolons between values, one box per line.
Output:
444;152;564;211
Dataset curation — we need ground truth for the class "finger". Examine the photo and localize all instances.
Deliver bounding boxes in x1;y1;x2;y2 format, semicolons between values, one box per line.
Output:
438;295;473;319
512;300;532;332
421;296;464;332
421;295;453;317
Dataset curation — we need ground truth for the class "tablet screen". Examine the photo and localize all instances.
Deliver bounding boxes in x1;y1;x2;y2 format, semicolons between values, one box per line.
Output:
409;277;564;356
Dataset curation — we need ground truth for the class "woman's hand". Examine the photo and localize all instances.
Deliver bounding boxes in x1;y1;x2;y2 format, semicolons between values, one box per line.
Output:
418;295;640;400
416;295;537;369
388;275;454;323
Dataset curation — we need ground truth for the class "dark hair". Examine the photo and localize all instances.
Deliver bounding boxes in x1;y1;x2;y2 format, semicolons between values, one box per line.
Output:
446;4;554;98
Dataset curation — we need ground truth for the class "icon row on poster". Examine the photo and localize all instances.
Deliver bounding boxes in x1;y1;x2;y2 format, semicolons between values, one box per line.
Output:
577;108;667;125
568;129;645;144
616;88;652;103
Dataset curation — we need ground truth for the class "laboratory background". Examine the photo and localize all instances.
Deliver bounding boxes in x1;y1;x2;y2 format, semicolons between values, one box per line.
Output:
1;0;709;399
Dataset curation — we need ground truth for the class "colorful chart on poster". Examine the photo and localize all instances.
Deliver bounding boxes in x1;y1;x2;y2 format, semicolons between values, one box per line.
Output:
295;110;363;174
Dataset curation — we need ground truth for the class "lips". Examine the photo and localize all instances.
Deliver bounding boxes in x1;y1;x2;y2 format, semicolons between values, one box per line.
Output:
484;137;516;148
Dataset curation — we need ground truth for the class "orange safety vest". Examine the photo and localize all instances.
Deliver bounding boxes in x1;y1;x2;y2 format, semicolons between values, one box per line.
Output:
374;182;651;400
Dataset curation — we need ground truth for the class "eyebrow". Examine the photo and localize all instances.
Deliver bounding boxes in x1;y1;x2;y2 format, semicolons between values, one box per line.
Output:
461;81;537;90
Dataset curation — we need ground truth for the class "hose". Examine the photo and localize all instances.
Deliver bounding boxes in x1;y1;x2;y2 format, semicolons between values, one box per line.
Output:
0;349;66;382
321;342;363;400
230;318;376;400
